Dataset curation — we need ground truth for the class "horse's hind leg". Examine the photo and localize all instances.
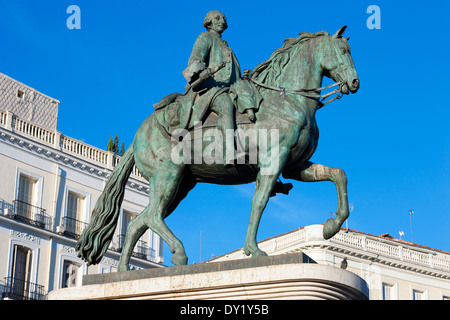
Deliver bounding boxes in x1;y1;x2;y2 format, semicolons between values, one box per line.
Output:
145;170;191;266
283;161;349;239
118;208;150;271
118;168;189;270
164;171;197;219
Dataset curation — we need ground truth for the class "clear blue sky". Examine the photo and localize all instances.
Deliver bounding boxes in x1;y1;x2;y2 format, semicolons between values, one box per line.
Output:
1;1;449;266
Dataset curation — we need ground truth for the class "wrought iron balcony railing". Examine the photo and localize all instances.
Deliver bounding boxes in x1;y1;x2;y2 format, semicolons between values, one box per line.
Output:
117;234;154;260
1;277;47;300
12;200;53;231
61;216;88;240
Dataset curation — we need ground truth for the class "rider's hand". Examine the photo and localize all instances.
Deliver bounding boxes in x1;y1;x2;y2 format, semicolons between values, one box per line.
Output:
243;69;252;80
200;68;213;80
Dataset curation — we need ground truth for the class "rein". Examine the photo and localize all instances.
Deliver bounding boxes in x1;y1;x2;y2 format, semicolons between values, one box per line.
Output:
249;78;344;110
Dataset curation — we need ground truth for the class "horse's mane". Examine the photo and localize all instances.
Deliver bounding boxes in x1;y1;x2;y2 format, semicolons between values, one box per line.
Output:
252;31;329;87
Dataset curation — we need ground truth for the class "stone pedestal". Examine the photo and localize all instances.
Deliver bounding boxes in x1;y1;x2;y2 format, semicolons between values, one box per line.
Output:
48;253;368;300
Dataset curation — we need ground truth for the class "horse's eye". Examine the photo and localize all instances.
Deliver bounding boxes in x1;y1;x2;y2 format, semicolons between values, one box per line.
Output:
340;48;347;55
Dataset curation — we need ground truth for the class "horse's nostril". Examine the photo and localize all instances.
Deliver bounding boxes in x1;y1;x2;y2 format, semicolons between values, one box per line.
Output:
352;78;359;88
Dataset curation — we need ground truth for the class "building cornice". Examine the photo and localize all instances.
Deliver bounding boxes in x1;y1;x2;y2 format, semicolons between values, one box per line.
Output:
295;242;450;280
210;225;450;280
0;124;149;195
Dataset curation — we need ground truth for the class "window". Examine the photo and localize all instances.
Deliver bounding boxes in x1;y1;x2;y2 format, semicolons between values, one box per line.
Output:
382;283;393;300
121;210;134;235
67;192;84;221
18;174;37;206
15;169;44;214
61;261;80;288
63;191;88;239
17;90;24;99
118;210;134;249
117;209;149;260
413;289;424;300
15;174;49;228
10;245;32;297
16;174;37;220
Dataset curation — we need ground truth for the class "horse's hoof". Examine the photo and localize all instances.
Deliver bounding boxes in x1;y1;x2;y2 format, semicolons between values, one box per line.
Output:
323;218;339;239
171;252;188;266
244;245;268;258
252;249;268;258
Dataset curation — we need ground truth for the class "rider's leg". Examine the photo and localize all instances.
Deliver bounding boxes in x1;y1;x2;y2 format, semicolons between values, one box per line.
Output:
211;93;235;167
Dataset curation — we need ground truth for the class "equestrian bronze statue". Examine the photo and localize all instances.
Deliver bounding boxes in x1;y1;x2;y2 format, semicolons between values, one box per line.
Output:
76;10;360;271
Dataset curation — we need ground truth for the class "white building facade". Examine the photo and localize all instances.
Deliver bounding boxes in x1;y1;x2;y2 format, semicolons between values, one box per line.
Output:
0;72;164;300
210;224;450;300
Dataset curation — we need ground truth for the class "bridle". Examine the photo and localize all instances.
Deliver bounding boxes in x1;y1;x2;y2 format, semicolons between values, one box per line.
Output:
249;78;344;109
249;36;351;110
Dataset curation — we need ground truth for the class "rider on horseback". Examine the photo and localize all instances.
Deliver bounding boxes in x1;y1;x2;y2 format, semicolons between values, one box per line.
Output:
182;10;263;167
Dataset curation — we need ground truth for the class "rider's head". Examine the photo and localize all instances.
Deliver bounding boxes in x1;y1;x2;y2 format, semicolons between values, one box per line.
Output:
203;10;228;34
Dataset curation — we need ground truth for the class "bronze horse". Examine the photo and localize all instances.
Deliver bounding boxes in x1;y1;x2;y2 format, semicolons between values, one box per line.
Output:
76;26;359;271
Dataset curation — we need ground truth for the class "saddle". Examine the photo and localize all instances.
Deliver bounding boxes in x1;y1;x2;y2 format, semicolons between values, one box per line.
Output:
153;89;254;137
153;92;179;111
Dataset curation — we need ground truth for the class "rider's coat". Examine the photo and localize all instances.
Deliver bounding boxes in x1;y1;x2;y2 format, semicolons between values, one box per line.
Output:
182;31;263;125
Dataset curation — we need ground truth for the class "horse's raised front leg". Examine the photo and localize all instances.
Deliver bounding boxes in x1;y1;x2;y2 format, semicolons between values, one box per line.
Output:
283;161;349;239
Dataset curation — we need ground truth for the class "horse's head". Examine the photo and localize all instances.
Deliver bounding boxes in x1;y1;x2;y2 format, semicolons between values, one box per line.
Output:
320;26;359;94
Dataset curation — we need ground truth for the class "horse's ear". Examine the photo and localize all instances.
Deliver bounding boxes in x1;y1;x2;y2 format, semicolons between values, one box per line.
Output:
332;25;347;39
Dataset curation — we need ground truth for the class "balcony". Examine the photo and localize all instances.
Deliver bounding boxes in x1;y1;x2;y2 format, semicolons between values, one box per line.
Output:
1;110;146;182
61;216;88;240
1;277;47;300
116;234;155;261
12;200;53;231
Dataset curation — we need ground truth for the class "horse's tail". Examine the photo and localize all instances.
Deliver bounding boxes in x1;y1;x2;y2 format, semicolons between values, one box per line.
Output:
76;142;135;265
